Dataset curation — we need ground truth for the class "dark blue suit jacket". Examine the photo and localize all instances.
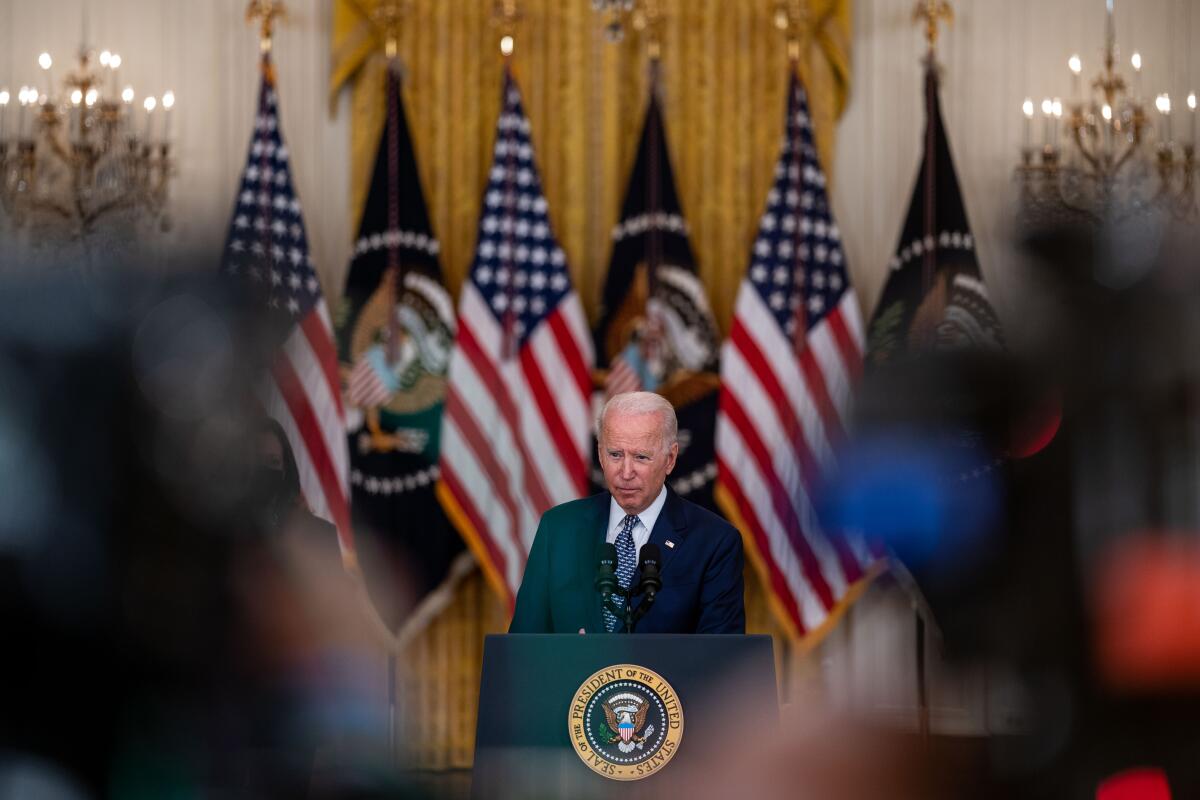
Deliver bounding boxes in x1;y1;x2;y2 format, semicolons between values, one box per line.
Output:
508;490;745;634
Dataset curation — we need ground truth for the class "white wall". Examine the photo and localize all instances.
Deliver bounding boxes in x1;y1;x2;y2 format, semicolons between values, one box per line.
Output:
833;0;1200;327
3;0;1196;734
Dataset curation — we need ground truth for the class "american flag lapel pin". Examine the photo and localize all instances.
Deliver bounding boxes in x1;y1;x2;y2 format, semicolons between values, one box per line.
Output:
665;540;675;549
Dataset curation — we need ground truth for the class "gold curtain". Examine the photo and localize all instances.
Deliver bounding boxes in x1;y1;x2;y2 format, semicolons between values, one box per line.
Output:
330;0;850;331
332;0;852;770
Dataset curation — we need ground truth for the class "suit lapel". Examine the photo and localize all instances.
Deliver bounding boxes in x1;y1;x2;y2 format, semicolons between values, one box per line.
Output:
645;490;687;578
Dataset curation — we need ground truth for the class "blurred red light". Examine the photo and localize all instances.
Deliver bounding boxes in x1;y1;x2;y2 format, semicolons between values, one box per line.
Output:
1094;536;1200;690
1096;767;1171;800
1008;393;1061;459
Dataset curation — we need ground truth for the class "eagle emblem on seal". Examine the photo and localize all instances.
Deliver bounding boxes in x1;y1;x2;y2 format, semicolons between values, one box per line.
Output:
602;693;654;753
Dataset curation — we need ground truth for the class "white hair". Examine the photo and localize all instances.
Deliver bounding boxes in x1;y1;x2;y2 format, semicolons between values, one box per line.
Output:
598;391;678;447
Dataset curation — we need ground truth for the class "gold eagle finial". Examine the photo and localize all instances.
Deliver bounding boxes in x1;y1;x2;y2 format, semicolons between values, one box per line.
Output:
913;0;953;61
246;0;286;54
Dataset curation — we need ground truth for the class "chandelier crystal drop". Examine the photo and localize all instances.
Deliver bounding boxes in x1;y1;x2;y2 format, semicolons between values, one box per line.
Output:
0;44;176;239
1016;0;1196;223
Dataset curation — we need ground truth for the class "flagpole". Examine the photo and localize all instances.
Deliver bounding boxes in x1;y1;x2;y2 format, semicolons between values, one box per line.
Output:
644;56;664;365
645;0;663;300
922;73;936;302
246;0;284;58
913;0;951;310
370;2;411;768
494;1;522;361
787;62;809;356
385;61;404;368
388;652;398;765
910;0;953;746
646;58;661;300
246;0;283;303
635;0;667;373
776;0;810;355
498;60;519;362
384;12;402;767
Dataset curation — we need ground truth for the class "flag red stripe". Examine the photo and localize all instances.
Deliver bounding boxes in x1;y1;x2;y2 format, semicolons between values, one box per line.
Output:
457;321;554;514
830;534;864;584
720;386;835;609
605;357;642;398
301;310;345;417
445;386;526;569
547;310;592;407
271;356;351;542
440;460;512;596
806;323;865;584
825;305;863;387
519;346;588;495
729;318;822;489
348;361;389;406
734;320;862;587
717;458;806;635
798;345;847;446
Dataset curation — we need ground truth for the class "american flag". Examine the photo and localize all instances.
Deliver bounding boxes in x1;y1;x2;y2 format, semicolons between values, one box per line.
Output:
436;68;593;607
714;73;878;641
605;342;648;398
221;57;352;557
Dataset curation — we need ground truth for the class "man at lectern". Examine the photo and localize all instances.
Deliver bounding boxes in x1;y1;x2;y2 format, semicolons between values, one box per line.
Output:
510;392;745;634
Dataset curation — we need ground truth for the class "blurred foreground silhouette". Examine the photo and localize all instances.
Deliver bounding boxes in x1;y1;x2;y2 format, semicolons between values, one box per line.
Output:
4;213;1200;800
0;263;414;798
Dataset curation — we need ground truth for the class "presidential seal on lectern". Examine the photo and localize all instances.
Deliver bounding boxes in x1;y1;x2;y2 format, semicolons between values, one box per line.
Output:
568;664;684;781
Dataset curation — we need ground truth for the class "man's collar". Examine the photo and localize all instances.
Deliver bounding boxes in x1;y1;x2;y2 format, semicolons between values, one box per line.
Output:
607;485;669;533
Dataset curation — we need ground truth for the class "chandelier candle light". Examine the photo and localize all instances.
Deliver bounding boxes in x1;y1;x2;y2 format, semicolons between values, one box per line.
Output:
0;44;177;236
1017;0;1196;221
590;0;662;49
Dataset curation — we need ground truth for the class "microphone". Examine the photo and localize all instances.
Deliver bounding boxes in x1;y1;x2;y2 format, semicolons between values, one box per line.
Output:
636;543;663;600
594;541;618;600
628;544;663;632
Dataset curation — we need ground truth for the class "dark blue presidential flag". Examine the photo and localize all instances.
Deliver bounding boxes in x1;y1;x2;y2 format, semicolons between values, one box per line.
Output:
593;67;722;513
865;67;1003;367
335;64;467;636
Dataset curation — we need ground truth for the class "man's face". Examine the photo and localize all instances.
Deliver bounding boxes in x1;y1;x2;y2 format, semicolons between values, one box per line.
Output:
598;411;678;515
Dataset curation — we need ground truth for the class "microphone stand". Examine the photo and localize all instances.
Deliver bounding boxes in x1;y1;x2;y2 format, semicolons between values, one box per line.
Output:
624;580;661;633
629;582;660;632
597;589;652;633
596;563;660;632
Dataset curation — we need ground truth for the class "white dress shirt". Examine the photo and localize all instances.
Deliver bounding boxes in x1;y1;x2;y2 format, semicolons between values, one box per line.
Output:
605;486;668;563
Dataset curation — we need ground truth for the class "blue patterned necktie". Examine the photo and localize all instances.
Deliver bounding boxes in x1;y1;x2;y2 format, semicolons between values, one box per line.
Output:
604;514;639;633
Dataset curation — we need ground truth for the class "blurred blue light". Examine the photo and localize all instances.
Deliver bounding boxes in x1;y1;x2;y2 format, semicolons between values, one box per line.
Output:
821;432;1002;572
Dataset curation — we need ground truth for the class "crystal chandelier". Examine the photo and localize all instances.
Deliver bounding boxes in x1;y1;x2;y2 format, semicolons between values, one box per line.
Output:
1016;0;1197;223
591;0;661;46
0;45;177;238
